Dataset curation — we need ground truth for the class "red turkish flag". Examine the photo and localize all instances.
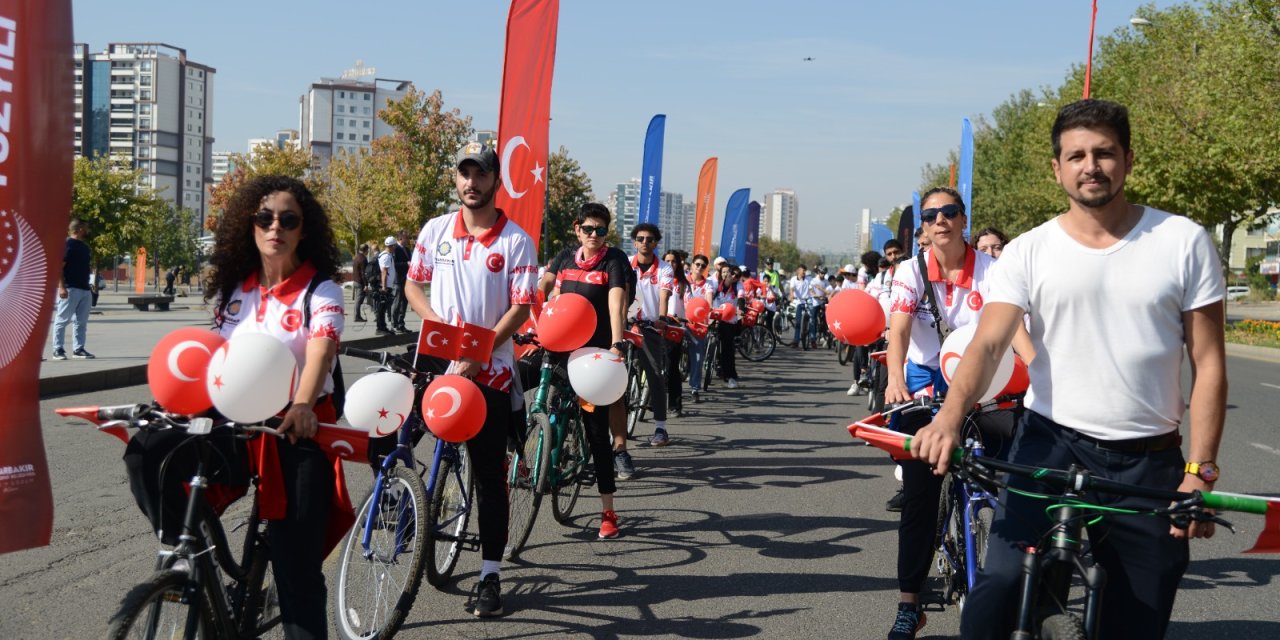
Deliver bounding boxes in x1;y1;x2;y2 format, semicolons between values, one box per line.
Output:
417;320;462;361
0;0;73;554
459;323;497;363
494;0;560;252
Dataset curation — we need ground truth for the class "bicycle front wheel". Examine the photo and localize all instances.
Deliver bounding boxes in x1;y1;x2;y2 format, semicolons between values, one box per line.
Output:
505;413;548;560
838;343;853;366
108;570;216;640
426;445;474;588
626;369;648;437
701;335;719;391
934;475;966;606
334;465;428;640
739;325;777;362
773;309;795;345
551;406;586;525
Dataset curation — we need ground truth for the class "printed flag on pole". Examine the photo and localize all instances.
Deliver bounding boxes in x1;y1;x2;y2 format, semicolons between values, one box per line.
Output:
958;117;974;239
417;320;462;361
719;189;750;265
637;114;666;228
744;201;760;273
0;0;73;554
494;0;560;253
693;157;717;256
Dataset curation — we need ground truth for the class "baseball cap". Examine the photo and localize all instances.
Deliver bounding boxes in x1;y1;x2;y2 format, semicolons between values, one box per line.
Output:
384;236;395;246
842;263;856;274
713;256;726;265
455;141;499;173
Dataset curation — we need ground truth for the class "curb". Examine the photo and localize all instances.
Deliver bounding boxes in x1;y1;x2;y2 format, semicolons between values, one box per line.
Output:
38;333;417;399
1224;341;1280;364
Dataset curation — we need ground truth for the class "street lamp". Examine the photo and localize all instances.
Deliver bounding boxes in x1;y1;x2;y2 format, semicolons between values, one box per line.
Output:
1130;17;1154;27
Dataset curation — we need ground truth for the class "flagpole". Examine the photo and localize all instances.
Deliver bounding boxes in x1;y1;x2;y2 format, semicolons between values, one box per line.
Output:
1083;0;1098;98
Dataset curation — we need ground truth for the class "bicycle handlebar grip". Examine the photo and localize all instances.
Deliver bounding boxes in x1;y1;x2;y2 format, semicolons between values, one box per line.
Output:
98;404;146;421
341;346;386;363
1201;491;1271;515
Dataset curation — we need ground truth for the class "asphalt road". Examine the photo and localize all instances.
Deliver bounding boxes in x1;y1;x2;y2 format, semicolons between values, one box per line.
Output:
3;348;1278;639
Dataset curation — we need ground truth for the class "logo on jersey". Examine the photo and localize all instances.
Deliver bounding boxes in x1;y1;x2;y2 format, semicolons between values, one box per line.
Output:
437;241;452;257
281;308;303;332
966;291;984;311
227;300;242;316
486;253;506;273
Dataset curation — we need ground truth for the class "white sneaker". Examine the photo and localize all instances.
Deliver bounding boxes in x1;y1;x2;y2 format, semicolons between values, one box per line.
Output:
727;378;739;389
847;383;859;396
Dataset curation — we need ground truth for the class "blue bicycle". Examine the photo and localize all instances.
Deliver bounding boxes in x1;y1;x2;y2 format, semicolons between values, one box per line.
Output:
333;347;477;640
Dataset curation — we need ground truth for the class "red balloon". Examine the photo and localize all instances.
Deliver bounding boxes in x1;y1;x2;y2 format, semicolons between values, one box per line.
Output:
537;292;597;352
147;327;226;414
422;375;487;443
717;302;738;322
998;355;1030;397
686;297;711;324
826;289;885;346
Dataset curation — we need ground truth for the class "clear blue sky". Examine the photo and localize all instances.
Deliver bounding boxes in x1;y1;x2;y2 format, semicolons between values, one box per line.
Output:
73;0;1179;251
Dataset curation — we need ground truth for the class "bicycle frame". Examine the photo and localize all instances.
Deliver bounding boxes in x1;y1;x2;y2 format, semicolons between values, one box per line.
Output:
359;413;422;559
528;349;584;489
936;437;996;596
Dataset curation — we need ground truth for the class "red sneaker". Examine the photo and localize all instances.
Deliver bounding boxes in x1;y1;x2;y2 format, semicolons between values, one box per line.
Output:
599;510;619;539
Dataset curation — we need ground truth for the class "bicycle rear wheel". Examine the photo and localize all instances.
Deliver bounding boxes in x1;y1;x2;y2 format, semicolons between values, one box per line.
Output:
1039;613;1087;640
109;570;216;640
738;324;777;362
334;465;428;640
838;343;853;366
426;445;474;588
626;369;648;437
551;406;586;525
773;309;795;345
505;413;548;559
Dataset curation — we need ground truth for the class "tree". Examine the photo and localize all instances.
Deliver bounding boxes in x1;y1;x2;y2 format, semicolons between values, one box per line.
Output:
71;155;170;268
758;236;801;271
321;146;420;255
206;142;315;231
147;206;201;276
377;87;473;225
540;146;594;262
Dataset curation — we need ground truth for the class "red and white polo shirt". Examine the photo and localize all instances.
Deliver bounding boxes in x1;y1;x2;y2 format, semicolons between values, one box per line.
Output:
214;261;344;395
889;246;996;369
407;209;537;391
630;255;674;321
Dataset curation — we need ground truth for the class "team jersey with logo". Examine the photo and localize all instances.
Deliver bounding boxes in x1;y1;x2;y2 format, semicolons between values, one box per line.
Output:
407;210;538;391
630;255;675;321
711;281;744;324
687;277;713;304
890;246;995;369
547;246;628;348
214;261;344;395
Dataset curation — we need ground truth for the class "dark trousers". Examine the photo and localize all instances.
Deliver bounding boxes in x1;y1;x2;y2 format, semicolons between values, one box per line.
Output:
665;336;683;411
374;287;391;331
961;411;1190;640
894;407;942;594
268;439;334;640
471;384;513;561
582;400;617;495
391;281;408;328
353;284;369;317
637;327;668;423
851;345;868;382
717;322;740;381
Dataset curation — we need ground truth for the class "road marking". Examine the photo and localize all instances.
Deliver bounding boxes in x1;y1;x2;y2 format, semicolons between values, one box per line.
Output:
1262;383;1280;391
1251;442;1280;457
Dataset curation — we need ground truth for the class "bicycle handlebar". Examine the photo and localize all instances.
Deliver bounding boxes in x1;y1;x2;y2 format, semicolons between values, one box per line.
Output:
340;345;418;376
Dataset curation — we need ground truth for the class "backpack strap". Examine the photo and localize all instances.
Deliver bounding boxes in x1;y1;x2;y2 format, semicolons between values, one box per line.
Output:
916;250;950;344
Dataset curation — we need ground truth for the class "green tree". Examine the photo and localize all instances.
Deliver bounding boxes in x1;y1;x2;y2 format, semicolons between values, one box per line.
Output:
540;146;595;262
758;236;801;270
377;87;473;225
321;146;421;255
71;156;170;268
206;142;316;230
148;206;201;275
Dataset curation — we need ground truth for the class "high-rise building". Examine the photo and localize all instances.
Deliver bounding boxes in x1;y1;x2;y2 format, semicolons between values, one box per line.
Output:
210;151;235;186
247;129;300;154
852;208;872;253
682;201;697;254
299;74;411;168
761;189;798;244
74;42;215;226
473;129;497;147
658;191;687;253
610;178;641;242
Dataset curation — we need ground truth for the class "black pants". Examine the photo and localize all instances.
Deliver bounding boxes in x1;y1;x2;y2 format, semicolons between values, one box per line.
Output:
961;411;1190;640
894;407;942;594
717;322;739;381
851;345;868;382
268;440;334;640
354;284;369;316
391;281;408;328
637;327;668;423
582;400;617;495
665;336;683;411
471;384;514;562
374;288;391;331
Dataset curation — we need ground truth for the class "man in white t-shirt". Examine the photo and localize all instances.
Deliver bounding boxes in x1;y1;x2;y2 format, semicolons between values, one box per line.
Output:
913;100;1227;640
788;265;816;348
375;237;396;335
629;222;675;446
404;142;537;618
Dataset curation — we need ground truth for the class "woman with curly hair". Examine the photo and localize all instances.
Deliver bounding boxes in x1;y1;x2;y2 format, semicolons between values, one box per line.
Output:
205;174;346;639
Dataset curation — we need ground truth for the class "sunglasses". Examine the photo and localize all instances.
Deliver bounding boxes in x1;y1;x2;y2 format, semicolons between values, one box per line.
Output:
578;224;609;237
634;236;657;244
253;210;303;231
692;261;707;268
920;204;963;224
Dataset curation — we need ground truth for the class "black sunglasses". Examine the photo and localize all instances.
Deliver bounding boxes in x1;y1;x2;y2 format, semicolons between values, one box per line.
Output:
578;224;609;237
920;204;963;224
253;210;303;231
692;261;707;267
634;236;657;244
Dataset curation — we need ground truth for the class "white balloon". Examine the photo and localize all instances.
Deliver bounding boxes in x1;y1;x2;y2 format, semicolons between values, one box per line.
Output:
938;323;1015;404
205;333;299;424
567;347;629;406
345;371;414;437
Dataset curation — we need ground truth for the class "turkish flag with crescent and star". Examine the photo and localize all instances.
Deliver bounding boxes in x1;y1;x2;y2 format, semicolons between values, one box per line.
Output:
418;319;463;361
459;323;497;364
0;0;73;554
494;0;560;252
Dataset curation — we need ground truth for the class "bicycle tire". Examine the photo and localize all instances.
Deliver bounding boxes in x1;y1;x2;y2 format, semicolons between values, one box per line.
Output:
551;405;586;525
108;569;216;640
678;342;691;382
701;334;719;391
867;361;887;413
963;499;996;609
934;474;967;606
425;445;474;588
239;539;284;639
838;343;853;366
773;309;795;346
1038;613;1087;640
333;465;428;640
505;413;548;559
739;324;777;362
627;371;649;436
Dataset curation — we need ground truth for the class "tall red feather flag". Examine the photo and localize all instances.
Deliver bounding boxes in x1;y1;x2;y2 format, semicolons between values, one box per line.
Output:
0;0;72;553
494;0;560;252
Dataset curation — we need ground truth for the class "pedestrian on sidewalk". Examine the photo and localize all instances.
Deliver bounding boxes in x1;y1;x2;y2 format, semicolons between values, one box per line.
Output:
351;243;370;320
51;218;95;360
391;230;411;333
376;237;396;335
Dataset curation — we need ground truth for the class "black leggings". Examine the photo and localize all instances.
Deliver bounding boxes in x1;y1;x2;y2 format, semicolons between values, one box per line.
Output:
665;336;683;410
717;322;740;381
581;399;617;495
471;384;514;562
268;440;334;639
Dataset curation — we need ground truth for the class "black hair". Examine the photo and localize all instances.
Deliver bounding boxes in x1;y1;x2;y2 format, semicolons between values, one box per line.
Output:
974;227;1009;246
692;253;709;266
576;202;611;226
860;251;881;273
882;238;904;253
631;222;661;241
1052;99;1130;158
920;186;966;216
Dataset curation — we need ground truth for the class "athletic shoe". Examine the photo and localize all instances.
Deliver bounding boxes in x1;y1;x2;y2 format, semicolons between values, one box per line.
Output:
691;390;700;403
51;349;67;361
614;450;635;480
72;348;96;359
885;487;906;512
888;602;926;639
599;510;620;539
649;429;670;447
472;573;503;617
726;378;739;389
847;383;860;396
375;328;393;336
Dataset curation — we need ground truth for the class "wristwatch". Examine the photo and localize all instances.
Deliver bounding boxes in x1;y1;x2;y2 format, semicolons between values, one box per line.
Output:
1185;461;1220;483
611;341;629;351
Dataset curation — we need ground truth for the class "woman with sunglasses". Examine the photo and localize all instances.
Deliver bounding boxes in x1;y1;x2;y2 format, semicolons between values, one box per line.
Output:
710;263;744;389
205;175;348;639
685;254;713;401
662;250;691;416
880;186;1032;639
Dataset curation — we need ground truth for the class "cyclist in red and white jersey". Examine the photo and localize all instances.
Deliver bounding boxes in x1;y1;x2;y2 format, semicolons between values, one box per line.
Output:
686;254;714;401
710;263;744;389
629;223;675;446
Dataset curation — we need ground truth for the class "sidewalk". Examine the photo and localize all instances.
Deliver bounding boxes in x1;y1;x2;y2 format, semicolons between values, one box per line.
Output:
38;289;417;398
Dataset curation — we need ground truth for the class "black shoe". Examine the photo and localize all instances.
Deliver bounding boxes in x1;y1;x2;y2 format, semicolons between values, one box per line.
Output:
472;573;503;617
72;348;96;359
51;349;67;361
375;328;392;336
885;487;905;512
888;602;926;639
396;326;411;334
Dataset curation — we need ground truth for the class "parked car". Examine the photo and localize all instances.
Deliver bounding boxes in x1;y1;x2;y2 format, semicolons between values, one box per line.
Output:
1226;285;1250;301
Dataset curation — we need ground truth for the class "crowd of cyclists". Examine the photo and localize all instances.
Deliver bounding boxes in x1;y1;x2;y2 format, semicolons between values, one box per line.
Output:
107;98;1233;639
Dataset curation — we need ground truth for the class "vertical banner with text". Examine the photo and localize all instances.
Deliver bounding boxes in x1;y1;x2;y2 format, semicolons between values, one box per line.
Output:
719;188;750;266
958;117;974;239
494;0;560;253
743;201;761;273
0;0;73;554
692;157;717;256
636;114;666;228
896;205;915;260
911;191;923;256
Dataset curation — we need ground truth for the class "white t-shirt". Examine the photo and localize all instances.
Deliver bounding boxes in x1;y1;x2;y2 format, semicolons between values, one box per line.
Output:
890;246;996;369
378;250;396;288
790;275;813;301
630;255;675;321
688;277;713;304
407;210;538;392
866;269;894;323
214;262;344;395
987;207;1225;440
711;281;744;324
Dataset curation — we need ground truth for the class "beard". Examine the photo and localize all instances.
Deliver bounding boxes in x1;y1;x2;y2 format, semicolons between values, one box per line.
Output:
458;181;499;210
1068;178;1121;208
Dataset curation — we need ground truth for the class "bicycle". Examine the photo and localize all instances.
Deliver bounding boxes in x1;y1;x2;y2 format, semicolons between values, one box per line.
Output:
55;403;353;639
849;404;1273;639
623;322;659;436
736;301;777;362
332;346;478;640
773;299;798;347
